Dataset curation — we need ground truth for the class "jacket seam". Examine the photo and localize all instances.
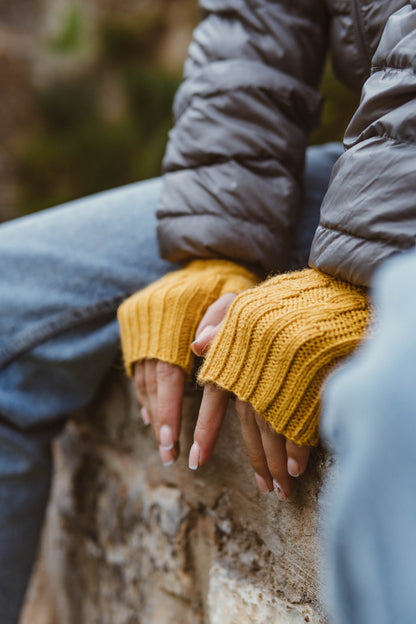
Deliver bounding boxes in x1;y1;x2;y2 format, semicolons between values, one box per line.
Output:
174;78;322;126
317;222;415;248
372;65;416;76
375;133;416;147
158;209;285;232
350;0;372;76
202;0;324;21
163;155;303;176
348;133;416;148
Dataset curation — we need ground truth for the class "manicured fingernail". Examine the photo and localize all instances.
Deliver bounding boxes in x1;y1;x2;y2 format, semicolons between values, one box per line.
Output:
159;446;174;466
192;325;215;345
141;407;150;426
188;441;200;470
287;458;300;478
160;424;174;450
255;473;270;494
273;480;287;501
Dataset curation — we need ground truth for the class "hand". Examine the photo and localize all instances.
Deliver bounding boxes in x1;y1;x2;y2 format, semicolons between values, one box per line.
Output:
133;359;184;465
232;400;310;499
189;268;369;497
132;291;238;466
189;387;310;499
190;293;311;499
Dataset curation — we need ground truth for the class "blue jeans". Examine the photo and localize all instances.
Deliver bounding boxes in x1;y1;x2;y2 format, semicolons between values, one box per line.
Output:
321;247;416;624
0;144;342;622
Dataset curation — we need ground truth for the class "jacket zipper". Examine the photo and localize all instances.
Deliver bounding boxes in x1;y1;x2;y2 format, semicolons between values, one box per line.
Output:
350;0;372;76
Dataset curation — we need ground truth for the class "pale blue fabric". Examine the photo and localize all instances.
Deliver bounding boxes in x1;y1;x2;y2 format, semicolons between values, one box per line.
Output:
0;177;176;622
321;247;416;624
0;144;342;622
0;177;176;424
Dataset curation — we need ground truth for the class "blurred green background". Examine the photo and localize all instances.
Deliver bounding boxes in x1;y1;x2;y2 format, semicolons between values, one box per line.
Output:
0;0;358;221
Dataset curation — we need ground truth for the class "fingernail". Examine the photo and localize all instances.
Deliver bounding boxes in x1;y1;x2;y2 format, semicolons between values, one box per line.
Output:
255;473;270;494
273;480;287;501
159;446;174;466
188;441;200;470
141;407;150;426
192;325;215;345
287;458;300;478
160;424;174;451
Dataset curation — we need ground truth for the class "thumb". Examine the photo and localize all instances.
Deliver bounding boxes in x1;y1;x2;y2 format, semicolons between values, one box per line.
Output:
191;292;237;357
191;324;219;357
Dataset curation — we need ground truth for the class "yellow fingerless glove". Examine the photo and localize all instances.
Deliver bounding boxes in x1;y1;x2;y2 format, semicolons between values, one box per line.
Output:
198;268;371;446
117;259;259;377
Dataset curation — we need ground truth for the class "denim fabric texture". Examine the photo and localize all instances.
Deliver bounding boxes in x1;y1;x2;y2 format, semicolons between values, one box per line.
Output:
0;144;342;622
321;247;416;624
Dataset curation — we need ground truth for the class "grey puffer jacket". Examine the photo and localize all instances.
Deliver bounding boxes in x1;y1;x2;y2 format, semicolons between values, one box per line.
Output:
156;0;416;287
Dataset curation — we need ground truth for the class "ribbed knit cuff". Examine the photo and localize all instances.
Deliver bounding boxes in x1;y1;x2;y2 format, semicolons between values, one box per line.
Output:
117;259;259;378
198;268;370;446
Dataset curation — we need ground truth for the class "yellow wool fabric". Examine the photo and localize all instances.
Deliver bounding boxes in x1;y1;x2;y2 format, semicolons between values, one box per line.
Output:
117;259;259;377
198;268;370;446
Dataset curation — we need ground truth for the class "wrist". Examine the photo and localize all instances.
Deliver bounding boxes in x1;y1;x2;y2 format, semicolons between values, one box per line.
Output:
118;259;259;377
198;268;371;446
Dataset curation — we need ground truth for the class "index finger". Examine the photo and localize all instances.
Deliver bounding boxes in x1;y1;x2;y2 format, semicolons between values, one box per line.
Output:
189;383;229;469
195;292;237;339
133;361;151;425
156;360;185;444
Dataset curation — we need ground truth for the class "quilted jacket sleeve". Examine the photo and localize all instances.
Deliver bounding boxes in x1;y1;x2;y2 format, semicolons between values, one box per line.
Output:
157;0;328;276
310;4;416;287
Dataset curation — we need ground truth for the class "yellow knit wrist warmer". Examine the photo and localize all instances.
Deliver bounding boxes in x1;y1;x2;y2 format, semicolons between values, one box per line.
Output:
117;259;259;377
198;268;370;446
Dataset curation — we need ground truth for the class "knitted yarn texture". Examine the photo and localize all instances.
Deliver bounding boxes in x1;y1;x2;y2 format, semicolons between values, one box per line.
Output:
117;259;259;377
198;268;370;446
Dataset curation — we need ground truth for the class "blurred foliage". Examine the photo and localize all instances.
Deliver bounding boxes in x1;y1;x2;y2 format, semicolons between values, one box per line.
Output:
47;5;85;54
16;69;179;213
16;8;182;214
15;7;359;215
310;60;359;145
100;10;166;61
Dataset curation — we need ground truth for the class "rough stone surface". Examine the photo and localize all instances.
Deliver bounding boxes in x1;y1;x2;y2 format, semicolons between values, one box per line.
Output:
208;565;323;624
22;371;328;624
